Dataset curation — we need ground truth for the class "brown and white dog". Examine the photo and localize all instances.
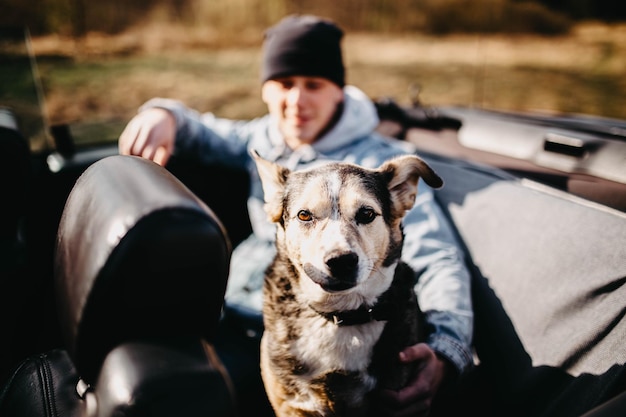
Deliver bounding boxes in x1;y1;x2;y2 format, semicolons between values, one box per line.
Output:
251;150;443;417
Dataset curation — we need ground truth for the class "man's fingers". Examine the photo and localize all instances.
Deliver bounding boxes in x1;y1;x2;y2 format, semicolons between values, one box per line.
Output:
118;108;176;163
153;146;171;166
131;124;151;157
379;377;430;404
374;344;450;417
118;119;140;155
141;143;157;162
399;343;434;363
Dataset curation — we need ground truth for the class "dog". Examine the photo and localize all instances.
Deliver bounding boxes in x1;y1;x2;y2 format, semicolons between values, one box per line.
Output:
251;150;443;417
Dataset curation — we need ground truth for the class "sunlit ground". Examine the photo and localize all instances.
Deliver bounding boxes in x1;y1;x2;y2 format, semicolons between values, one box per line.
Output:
29;21;626;145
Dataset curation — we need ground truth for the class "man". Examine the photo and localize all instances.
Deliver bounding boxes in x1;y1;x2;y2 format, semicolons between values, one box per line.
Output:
119;14;473;416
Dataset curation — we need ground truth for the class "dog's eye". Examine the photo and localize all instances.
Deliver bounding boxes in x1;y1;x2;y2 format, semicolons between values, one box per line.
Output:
297;210;313;222
355;207;377;225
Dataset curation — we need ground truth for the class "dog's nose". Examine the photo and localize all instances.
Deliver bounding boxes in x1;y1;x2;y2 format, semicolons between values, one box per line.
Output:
325;252;359;281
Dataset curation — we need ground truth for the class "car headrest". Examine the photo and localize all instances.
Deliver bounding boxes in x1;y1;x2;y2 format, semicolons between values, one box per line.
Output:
54;155;231;384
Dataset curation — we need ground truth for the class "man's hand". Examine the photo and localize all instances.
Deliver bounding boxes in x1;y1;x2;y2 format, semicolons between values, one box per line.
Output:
375;343;453;417
118;107;176;166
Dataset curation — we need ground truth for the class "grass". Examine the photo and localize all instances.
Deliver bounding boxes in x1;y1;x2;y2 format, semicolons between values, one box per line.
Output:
25;21;626;146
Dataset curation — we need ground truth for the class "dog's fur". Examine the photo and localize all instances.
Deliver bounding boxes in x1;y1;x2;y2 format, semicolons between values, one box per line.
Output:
252;150;443;417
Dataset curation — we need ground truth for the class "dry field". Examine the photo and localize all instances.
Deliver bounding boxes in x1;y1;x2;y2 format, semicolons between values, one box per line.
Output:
30;21;626;144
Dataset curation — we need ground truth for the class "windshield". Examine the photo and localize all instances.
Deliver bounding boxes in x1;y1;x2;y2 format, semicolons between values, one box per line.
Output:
2;1;625;149
0;27;50;151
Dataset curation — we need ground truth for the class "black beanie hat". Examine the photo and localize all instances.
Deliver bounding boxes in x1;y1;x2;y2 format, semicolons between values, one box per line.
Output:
261;15;345;87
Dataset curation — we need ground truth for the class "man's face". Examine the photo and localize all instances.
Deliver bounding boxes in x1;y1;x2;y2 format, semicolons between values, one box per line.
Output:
262;76;344;149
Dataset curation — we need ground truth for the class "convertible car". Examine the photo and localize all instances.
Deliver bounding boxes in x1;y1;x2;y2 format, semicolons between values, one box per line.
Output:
1;28;625;417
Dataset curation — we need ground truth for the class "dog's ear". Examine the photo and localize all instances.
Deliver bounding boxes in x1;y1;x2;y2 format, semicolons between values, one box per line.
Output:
250;149;289;222
379;154;443;217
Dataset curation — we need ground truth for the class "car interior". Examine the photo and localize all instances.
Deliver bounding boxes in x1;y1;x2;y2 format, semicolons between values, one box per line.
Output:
1;27;625;417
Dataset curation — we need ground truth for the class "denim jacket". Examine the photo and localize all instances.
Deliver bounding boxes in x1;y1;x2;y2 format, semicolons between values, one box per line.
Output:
140;86;474;375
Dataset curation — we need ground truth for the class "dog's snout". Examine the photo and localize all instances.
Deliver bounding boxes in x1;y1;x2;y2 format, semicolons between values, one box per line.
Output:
325;251;359;280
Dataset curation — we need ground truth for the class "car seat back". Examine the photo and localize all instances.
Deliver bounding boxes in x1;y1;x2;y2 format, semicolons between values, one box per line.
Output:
0;155;236;417
55;155;231;384
429;154;626;417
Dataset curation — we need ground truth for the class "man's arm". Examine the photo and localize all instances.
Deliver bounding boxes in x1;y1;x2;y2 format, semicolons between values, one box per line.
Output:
119;98;255;168
376;182;473;416
402;183;474;373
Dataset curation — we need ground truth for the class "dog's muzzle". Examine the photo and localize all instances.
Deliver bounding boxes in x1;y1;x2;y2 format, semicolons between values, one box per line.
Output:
304;251;359;292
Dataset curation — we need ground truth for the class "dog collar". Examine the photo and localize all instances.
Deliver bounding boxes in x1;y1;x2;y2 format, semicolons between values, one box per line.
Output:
316;302;398;326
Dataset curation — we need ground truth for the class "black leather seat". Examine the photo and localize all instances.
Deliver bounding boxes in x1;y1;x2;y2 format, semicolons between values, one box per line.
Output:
0;155;236;417
0;109;32;382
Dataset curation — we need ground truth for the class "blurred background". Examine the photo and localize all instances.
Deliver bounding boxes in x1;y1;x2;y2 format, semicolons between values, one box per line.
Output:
2;0;625;146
